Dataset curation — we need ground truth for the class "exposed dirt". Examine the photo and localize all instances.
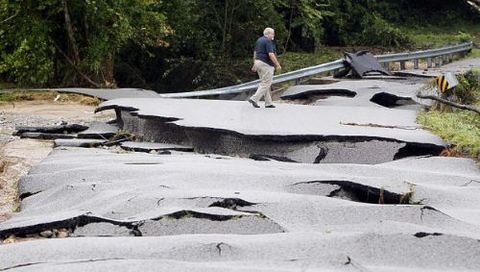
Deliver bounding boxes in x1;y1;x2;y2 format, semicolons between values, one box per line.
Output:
0;139;53;221
0;101;115;222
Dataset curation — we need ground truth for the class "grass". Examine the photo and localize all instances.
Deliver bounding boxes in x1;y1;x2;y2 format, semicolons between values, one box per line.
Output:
467;48;480;59
401;23;480;48
278;48;342;74
0;90;101;106
417;110;480;159
0;82;16;89
416;68;480;161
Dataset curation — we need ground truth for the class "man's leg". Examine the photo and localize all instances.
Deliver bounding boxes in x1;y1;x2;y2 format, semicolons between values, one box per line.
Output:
264;88;273;106
264;66;274;106
250;61;272;103
265;67;274;107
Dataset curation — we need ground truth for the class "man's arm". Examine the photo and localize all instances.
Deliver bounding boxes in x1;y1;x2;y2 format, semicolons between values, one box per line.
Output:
251;51;257;72
268;53;281;70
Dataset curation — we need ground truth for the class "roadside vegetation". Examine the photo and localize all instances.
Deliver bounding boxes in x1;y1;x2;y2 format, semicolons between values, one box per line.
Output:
402;23;480;48
1;1;479;92
417;69;480;160
0;91;100;106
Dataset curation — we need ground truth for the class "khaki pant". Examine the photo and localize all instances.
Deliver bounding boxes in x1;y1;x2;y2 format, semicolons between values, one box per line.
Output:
250;60;274;106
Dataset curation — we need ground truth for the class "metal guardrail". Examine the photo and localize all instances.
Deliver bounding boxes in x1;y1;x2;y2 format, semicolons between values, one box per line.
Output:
377;42;473;63
161;42;473;98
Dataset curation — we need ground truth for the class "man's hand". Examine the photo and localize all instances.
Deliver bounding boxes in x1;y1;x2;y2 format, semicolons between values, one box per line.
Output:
251;65;257;72
275;64;282;71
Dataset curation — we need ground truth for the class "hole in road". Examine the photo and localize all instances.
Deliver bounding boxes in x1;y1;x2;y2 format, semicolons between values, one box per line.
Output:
370;92;416;108
289;180;416;205
209;198;257;210
414;232;443;238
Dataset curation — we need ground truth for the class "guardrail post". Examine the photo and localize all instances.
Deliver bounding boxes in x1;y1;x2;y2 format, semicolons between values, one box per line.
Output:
427;58;433;68
400;61;406;70
413;59;419;69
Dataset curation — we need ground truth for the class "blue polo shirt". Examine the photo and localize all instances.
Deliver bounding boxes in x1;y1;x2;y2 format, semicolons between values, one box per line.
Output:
255;36;276;67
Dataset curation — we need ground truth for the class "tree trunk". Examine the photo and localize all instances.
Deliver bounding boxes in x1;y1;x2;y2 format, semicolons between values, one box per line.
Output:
83;12;90;46
102;53;116;87
221;0;229;55
283;1;295;52
62;0;81;65
226;2;239;57
417;94;480;115
50;38;101;88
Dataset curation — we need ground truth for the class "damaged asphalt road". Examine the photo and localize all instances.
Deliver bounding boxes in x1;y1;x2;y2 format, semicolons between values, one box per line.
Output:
96;97;446;164
1;148;480;271
1;67;480;271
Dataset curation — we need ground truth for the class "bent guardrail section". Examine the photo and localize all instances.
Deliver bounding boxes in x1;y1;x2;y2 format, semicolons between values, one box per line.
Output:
161;42;473;98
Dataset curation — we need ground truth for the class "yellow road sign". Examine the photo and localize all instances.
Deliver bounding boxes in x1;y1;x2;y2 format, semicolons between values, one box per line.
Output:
435;72;458;93
436;75;449;93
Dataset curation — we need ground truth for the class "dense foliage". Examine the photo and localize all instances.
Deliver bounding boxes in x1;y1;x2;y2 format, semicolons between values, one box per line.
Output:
0;0;478;91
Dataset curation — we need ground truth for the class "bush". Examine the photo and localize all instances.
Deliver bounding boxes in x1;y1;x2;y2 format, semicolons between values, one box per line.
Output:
358;15;411;47
322;5;410;47
0;34;54;86
455;69;480;105
456;31;473;43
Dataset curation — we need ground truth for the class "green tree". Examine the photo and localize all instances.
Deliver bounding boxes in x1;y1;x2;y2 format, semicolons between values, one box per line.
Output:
139;0;287;91
0;0;169;87
277;0;332;52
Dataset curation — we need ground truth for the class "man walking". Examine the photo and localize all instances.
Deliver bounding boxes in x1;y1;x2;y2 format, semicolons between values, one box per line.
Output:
248;27;282;108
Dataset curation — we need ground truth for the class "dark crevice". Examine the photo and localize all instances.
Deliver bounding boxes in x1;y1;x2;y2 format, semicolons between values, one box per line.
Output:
110;107;447;146
215;242;231;256
281;89;357;100
0;258;128;271
150;210;241;222
100;107;445;165
0;262;46;271
129;225;142;236
139;211;285;235
14;124;88;136
209;198;257;210
414;232;443;238
19;133;77;140
249;154;298;163
370;92;415;108
292;180;411;204
120;146;193;153
0;214;134;239
313;147;328;163
394;143;444;160
334;67;352;78
106;119;118;125
19;191;41;200
1;208;273;238
420;205;443;221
